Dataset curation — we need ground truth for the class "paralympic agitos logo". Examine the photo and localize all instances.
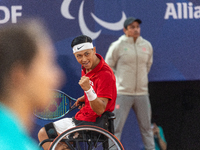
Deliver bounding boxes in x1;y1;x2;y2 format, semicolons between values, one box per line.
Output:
61;0;127;40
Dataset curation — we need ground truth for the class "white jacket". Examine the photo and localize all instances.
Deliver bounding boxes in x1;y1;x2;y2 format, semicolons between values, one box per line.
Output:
105;35;153;95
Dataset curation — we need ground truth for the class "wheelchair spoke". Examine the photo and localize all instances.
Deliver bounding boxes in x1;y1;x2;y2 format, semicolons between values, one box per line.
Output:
75;140;82;150
93;133;100;148
49;125;124;150
62;139;75;150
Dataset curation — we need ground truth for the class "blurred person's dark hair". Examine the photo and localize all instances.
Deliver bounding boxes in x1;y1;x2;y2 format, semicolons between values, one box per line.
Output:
0;18;51;98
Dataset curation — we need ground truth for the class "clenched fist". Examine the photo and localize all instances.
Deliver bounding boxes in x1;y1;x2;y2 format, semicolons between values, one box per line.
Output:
79;76;91;91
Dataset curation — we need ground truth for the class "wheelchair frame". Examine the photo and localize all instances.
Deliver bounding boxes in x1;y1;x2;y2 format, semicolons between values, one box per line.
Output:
39;112;124;150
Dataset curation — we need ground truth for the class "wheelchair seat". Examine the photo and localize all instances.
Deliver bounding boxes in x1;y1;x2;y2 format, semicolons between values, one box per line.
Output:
72;111;116;134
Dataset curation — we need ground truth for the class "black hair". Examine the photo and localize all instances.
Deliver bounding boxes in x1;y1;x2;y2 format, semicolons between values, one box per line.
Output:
0;18;50;97
71;35;92;48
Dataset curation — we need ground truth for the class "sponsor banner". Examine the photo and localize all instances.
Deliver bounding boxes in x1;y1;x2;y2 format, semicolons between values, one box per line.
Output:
1;0;199;82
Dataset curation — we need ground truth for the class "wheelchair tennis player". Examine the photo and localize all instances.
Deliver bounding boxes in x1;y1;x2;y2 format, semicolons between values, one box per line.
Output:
38;35;117;150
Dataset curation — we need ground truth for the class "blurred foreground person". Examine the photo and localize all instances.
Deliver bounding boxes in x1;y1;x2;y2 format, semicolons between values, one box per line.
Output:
0;19;64;149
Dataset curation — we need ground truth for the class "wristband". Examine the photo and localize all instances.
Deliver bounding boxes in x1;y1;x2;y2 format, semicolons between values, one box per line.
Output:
85;86;97;101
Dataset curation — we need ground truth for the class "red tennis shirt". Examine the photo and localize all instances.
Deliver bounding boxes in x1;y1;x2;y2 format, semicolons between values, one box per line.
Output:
75;54;117;122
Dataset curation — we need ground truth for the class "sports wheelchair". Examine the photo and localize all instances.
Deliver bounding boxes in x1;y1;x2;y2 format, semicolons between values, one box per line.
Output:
39;111;124;150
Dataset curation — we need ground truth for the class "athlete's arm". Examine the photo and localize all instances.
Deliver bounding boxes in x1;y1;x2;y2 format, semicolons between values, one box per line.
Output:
89;97;109;115
78;76;108;115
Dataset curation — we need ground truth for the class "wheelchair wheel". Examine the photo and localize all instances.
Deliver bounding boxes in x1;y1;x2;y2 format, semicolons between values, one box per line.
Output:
49;125;124;150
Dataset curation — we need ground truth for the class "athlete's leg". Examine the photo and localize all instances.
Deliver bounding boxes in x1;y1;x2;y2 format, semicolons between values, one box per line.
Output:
38;127;54;150
38;118;75;150
132;95;155;150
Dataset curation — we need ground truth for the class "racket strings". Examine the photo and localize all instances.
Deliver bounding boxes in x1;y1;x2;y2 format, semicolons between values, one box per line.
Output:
34;91;74;119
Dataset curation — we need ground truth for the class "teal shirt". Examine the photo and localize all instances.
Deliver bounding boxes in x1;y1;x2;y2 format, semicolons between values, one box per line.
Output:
154;126;167;150
0;103;39;150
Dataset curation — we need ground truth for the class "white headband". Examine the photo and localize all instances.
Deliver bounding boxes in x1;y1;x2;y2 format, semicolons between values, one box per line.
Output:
73;42;94;53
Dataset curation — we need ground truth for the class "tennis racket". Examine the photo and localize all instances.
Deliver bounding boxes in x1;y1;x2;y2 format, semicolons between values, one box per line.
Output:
34;90;80;120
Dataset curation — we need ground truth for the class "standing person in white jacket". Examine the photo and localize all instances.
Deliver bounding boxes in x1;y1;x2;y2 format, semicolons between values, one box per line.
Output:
105;17;155;150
